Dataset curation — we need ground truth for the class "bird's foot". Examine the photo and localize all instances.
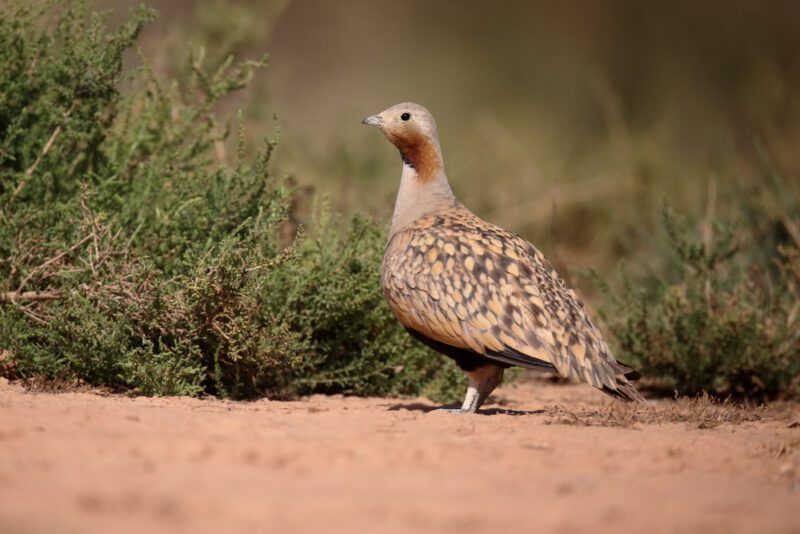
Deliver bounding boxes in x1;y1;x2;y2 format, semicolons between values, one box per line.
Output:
432;407;473;414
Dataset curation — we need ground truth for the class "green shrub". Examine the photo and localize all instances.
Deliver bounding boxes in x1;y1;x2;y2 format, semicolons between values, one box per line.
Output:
0;0;462;401
594;199;800;399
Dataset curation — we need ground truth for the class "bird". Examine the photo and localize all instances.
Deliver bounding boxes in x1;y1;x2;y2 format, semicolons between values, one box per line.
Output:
362;102;644;413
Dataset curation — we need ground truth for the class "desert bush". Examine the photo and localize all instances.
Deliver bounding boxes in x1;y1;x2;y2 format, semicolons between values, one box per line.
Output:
594;191;800;399
0;0;462;401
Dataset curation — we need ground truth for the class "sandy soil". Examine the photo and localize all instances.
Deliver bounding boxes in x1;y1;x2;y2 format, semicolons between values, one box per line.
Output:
1;376;798;534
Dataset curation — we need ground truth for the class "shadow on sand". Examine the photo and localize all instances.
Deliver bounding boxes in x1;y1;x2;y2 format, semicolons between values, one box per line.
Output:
386;402;544;416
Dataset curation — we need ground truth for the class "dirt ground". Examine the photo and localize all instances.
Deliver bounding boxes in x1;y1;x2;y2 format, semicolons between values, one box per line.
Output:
1;376;798;534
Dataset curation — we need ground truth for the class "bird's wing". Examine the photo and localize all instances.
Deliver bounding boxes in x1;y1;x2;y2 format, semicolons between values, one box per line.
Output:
383;224;557;370
382;211;643;401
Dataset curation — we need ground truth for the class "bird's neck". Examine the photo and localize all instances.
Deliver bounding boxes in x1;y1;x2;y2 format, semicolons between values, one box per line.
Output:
390;162;456;238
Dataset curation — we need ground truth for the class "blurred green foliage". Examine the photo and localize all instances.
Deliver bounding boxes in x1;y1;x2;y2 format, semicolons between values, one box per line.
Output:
250;0;800;275
1;0;798;401
146;0;800;399
0;0;462;400
593;190;800;399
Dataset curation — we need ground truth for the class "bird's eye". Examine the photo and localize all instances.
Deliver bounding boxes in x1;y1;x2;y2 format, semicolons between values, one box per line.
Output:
401;112;411;121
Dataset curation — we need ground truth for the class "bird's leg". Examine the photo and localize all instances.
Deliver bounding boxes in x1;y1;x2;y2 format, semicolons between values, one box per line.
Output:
435;364;504;414
462;364;504;412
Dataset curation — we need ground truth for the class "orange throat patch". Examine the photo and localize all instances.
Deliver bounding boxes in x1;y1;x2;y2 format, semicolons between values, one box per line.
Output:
389;132;441;181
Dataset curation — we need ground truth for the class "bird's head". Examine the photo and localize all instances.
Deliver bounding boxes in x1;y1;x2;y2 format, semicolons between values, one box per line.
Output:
362;102;443;179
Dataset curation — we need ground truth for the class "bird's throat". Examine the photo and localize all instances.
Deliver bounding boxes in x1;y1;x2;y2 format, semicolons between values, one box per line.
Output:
389;163;455;238
389;133;442;182
398;143;440;181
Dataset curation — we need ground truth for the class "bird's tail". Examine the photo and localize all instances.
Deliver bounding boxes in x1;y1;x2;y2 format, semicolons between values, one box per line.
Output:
603;361;646;403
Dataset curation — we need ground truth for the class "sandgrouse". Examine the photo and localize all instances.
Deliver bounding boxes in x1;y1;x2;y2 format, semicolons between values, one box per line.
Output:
363;102;644;413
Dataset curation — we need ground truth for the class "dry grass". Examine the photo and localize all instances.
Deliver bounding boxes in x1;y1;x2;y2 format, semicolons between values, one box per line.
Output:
12;376;111;396
541;394;796;429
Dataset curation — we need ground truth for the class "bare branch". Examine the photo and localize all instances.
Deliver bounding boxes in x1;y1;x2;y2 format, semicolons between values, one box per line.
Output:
18;305;49;325
11;100;78;201
0;291;64;303
16;233;95;292
781;215;800;250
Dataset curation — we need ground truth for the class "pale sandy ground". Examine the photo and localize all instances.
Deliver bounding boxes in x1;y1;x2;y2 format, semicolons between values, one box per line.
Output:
1;376;799;534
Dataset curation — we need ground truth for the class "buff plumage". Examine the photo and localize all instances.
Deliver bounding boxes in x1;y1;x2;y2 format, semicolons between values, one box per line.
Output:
364;102;643;412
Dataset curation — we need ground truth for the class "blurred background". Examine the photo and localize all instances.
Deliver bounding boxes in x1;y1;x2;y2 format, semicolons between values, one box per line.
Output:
97;0;800;279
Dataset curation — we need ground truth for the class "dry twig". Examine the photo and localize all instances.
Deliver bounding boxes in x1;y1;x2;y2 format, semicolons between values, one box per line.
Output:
16;233;94;292
11;100;78;201
0;290;63;303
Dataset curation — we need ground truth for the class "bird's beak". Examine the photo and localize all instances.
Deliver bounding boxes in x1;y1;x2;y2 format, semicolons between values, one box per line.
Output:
361;115;383;126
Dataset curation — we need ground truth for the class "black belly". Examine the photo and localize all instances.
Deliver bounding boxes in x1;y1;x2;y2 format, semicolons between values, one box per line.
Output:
405;328;510;372
404;327;558;374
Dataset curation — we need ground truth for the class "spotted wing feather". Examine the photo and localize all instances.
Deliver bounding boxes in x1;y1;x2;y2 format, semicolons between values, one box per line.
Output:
382;209;644;402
